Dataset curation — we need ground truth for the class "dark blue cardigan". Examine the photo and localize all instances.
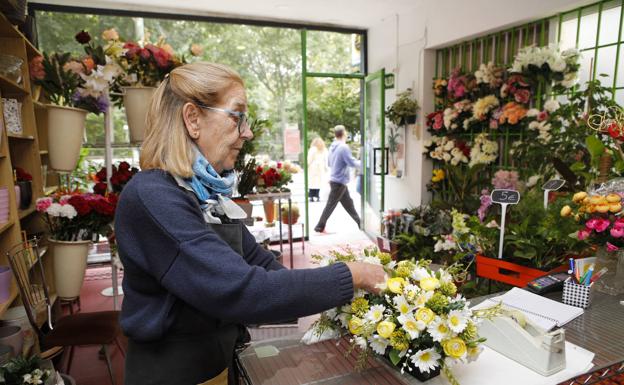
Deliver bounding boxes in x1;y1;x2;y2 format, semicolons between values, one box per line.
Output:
115;169;354;341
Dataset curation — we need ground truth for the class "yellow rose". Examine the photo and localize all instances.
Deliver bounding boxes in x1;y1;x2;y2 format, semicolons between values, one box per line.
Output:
607;193;622;203
431;169;445;183
610;203;622;213
190;43;203;56
582;196;591;205
416;307;435;324
349;317;364;335
595;204;610;213
560;205;572;217
443;337;467;358
589;195;604;205
420;277;440;291
377;320;396;339
387;277;406;294
572;191;588;203
101;28;119;41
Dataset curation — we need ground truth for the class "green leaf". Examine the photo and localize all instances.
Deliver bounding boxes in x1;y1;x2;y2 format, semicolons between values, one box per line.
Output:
389;349;401;366
585;135;604;159
570;162;586;172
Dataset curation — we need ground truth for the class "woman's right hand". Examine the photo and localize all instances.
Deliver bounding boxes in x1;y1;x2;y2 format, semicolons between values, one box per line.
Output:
345;262;387;295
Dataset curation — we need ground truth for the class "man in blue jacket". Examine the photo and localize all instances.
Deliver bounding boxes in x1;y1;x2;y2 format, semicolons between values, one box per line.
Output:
314;125;361;232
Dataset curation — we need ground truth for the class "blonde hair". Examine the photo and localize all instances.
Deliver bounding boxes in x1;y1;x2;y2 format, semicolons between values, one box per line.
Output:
311;137;326;152
140;62;244;177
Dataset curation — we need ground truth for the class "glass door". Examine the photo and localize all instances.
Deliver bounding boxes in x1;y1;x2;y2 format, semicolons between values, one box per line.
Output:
362;69;386;236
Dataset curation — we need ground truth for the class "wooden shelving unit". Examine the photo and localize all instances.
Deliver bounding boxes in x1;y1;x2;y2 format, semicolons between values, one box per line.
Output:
0;11;49;317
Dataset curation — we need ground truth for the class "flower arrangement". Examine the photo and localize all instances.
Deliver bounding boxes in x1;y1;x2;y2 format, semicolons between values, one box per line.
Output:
474;62;504;90
92;161;139;195
308;247;489;384
35;191;117;241
562;191;624;250
0;355;52;385
511;45;580;90
423;137;470;166
119;37;184;87
447;68;475;100
468;133;498;167
255;161;299;193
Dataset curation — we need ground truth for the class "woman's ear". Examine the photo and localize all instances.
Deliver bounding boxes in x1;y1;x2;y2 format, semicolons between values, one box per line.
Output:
182;102;201;139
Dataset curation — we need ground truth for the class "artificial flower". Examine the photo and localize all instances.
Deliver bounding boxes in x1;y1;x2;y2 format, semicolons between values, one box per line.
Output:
377;320;396;339
431;169;445;183
442;337;467;359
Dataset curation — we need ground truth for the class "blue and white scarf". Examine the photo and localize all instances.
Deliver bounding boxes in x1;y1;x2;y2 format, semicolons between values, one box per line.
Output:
186;148;246;222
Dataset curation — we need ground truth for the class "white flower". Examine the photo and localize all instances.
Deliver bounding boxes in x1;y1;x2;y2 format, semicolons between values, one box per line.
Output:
428;317;451;342
550;58;567;72
411;267;430;281
365;304;386;323
397;313;425;339
526;175;541;188
447;310;469;333
368;335;389;355
415;290;434;308
393;295;414;315
466;345;484;363
423;140;432;148
438;270;453;285
410;348;441;373
526;108;540;117
46;203;64;217
325;308;338;320
544;99;560;113
60;204;77;219
354;336;368;350
528;121;540;130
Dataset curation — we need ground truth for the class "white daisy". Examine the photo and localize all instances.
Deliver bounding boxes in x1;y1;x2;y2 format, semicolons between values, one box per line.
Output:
414;290;434;308
403;284;421;302
411;267;430;281
447;310;468;333
365;305;386;323
428;317;451;342
393;295;414;315
368;335;390;355
397;313;425;339
410;348;441;373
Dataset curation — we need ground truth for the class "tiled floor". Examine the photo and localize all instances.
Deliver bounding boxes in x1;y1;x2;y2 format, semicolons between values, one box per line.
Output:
69;231;374;384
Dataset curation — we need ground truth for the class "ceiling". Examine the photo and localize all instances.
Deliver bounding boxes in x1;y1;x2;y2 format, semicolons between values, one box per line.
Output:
33;0;423;29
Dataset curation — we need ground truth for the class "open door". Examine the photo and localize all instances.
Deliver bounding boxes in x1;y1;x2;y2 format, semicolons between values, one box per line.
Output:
362;69;386;236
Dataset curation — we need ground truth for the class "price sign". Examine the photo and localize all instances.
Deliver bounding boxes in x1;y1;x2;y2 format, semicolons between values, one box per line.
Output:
491;189;521;205
542;179;565;209
490;189;520;259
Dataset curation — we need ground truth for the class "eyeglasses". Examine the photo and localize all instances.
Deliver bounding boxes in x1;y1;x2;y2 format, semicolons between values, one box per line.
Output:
194;101;249;135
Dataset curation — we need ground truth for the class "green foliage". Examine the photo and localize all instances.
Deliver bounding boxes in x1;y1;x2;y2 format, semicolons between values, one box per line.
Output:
235;158;258;198
393;206;452;263
386;89;418;126
430;164;487;213
34;52;82;106
0;355;51;385
306;78;360;143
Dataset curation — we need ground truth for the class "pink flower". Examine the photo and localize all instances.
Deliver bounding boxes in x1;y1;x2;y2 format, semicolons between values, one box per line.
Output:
35;197;53;212
124;42;141;59
577;229;591;240
586;218;610;232
537;111;549;122
29;56;45;81
514;89;530;104
611;227;624;238
614;218;624;229
606;242;620;252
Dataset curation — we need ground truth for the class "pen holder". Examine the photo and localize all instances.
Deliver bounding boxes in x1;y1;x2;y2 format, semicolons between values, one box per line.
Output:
562;280;592;309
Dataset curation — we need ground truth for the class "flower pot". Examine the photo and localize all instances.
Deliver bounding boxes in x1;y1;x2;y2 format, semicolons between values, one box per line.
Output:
16;180;31;210
476;254;567;287
50;238;91;300
281;213;299;225
1;306;35;356
402;115;417;125
123;86;156;143
47;104;87;172
0;266;12;303
593;246;624;295
0;325;22;357
233;198;254;226
262;199;276;227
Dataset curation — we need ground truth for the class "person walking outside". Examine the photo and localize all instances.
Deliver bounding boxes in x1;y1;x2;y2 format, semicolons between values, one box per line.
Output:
307;137;328;202
314;125;361;233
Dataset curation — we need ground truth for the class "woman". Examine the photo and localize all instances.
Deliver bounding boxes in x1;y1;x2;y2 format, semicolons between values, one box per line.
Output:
115;62;386;385
307;137;328;202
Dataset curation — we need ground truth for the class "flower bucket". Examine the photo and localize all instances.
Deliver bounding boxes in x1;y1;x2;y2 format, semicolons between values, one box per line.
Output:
50;238;91;300
263;199;276;227
476;254;567;287
123;86;156;143
47;105;87;172
0;266;12;303
0;325;22;358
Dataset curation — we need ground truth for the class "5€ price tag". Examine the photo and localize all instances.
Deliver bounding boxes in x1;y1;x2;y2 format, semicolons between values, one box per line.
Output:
490;189;520;205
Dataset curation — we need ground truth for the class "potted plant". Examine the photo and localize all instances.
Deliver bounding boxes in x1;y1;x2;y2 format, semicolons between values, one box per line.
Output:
0;355;52;385
13;167;32;210
280;204;299;224
35;191;117;300
386;89;418;126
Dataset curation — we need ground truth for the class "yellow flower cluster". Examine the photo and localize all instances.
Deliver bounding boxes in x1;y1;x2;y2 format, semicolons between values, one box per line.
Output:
431;169;445;183
561;191;622;218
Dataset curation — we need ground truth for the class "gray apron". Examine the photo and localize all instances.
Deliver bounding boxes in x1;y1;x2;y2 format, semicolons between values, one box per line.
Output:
125;195;248;385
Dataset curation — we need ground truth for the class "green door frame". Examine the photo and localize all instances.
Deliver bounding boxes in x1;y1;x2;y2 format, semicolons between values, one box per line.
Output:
301;29;366;237
362;69;385;237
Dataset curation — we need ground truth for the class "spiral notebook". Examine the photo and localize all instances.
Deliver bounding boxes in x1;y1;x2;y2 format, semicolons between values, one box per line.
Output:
473;287;584;331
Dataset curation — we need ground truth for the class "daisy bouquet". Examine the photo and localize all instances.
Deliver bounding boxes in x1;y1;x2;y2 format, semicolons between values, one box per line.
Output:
307;247;489;384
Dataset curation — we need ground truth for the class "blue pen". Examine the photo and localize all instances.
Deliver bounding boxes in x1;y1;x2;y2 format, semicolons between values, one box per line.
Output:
583;266;594;286
568;258;574;275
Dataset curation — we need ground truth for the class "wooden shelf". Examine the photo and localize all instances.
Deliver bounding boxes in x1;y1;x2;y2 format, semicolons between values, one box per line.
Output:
0;285;18;319
0;220;14;235
18;205;35;219
39;150;48;155
0;12;40;58
0;74;28;97
8;133;35;140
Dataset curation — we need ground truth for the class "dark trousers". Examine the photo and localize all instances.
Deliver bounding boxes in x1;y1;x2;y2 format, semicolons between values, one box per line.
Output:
309;189;320;201
315;182;361;230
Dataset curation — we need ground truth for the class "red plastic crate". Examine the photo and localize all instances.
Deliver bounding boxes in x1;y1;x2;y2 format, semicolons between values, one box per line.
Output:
476;254;567;287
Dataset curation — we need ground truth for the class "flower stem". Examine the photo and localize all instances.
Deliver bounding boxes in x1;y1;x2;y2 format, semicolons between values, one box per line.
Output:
442;364;460;385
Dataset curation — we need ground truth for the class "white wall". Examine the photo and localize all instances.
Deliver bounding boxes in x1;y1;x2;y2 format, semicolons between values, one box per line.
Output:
368;0;597;211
